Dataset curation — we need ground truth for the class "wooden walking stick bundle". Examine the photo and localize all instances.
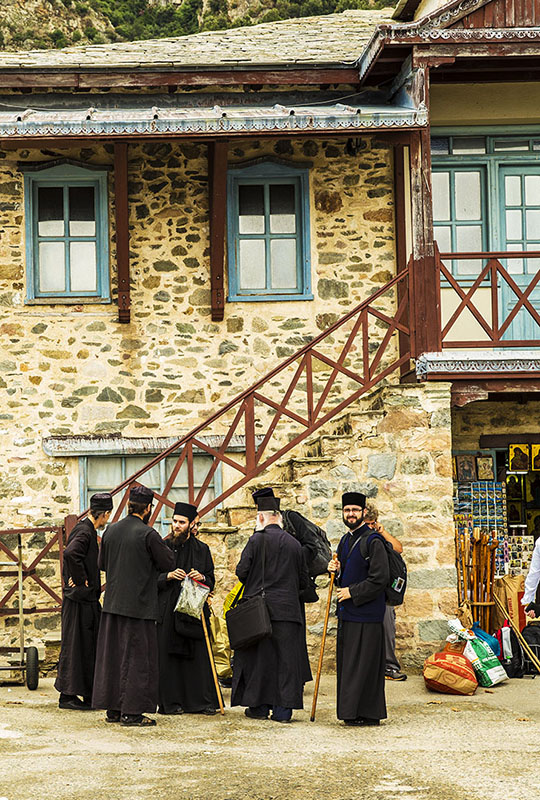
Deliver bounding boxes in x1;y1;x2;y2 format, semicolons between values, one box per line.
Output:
454;526;498;631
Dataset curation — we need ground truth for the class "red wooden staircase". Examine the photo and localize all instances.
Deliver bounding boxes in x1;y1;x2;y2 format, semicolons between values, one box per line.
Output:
77;266;412;527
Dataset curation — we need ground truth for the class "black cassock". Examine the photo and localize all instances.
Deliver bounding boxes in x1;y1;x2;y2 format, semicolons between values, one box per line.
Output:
231;524;309;711
92;516;174;716
54;517;101;700
336;528;389;722
156;535;219;713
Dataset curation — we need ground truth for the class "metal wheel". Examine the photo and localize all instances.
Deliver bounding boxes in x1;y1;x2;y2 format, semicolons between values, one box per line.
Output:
25;646;39;690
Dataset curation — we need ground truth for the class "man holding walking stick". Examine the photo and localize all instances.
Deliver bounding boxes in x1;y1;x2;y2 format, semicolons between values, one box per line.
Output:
328;492;389;727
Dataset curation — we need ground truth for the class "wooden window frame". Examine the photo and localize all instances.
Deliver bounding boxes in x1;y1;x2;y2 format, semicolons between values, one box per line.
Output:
227;160;312;302
23;163;110;304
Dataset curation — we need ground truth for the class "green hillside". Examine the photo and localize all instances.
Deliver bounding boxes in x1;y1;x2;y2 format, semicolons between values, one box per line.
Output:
0;0;393;50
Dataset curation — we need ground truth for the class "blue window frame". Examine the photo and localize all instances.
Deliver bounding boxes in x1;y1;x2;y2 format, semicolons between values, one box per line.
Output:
227;161;312;302
79;453;221;534
24;163;110;302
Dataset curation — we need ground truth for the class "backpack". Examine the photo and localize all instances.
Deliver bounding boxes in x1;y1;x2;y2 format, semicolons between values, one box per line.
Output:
521;621;540;676
494;621;524;678
281;510;332;577
359;532;407;607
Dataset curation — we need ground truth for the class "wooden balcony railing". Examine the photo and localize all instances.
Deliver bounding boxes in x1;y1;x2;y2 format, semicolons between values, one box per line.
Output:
438;249;540;349
73;268;412;525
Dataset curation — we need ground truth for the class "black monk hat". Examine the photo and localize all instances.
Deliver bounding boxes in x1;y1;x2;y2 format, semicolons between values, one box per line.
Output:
173;501;198;522
257;496;281;512
89;492;113;512
129;485;154;504
251;487;275;503
342;491;366;509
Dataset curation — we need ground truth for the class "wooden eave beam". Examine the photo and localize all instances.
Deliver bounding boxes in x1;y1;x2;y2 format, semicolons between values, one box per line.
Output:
208;141;228;323
0;128;426;150
0;67;361;89
114;141;130;324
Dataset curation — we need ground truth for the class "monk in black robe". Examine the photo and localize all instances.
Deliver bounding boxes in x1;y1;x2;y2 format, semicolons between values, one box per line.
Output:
328;491;389;726
92;485;174;727
251;487;316;685
231;494;309;723
157;501;219;715
55;492;113;710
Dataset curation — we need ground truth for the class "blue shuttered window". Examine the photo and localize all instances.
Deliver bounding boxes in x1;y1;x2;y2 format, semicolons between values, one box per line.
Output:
227;161;312;302
24;164;110;302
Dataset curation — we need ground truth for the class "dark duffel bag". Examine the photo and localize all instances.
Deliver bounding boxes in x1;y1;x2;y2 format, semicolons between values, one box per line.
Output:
226;594;272;650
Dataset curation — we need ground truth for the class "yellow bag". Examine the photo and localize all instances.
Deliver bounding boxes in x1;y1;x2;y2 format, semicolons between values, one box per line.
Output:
223;582;244;616
209;612;233;679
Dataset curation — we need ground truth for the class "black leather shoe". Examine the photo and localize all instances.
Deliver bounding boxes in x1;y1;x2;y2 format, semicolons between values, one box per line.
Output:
244;708;268;720
158;707;184;715
59;698;91;711
344;718;380;727
271;716;291;724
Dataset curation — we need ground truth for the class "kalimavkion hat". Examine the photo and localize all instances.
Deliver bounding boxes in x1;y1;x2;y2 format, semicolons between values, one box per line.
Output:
257;496;281;512
251;487;275;503
89;492;113;512
342;492;366;509
173;502;198;523
129;485;154;504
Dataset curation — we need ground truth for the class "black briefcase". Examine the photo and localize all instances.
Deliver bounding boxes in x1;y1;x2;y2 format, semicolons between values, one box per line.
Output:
226;594;272;650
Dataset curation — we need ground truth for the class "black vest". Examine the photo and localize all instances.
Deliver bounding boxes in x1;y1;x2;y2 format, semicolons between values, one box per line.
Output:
100;515;164;621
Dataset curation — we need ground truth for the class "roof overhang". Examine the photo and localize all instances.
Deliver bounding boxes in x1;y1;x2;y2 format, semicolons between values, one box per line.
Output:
0;101;428;141
416;349;540;381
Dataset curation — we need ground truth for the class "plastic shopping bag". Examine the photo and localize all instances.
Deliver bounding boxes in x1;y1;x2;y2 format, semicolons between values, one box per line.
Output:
209;612;233;679
174;576;210;619
448;618;507;687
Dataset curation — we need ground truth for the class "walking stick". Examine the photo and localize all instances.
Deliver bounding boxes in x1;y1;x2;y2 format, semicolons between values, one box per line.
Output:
310;559;337;722
201;611;225;715
493;594;540;676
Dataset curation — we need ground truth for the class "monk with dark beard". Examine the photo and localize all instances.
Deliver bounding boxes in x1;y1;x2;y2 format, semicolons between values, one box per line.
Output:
156;502;220;715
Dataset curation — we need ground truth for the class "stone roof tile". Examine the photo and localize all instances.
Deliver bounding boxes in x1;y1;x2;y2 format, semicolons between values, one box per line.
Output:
0;10;392;71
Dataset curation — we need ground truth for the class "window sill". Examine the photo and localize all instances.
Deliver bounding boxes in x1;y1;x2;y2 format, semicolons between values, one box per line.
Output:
228;293;314;303
25;296;112;306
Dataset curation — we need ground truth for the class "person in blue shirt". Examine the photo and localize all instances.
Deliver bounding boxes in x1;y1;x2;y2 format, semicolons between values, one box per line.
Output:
328;491;389;726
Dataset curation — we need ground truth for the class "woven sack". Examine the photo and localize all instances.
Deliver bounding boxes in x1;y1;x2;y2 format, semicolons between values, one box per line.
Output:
423;650;478;696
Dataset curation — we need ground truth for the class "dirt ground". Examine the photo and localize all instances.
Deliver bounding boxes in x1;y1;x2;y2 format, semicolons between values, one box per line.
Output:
0;674;539;800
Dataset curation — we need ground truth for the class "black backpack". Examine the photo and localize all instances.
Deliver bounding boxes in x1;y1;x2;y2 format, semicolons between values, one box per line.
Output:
495;623;524;678
359;532;407;607
281;510;332;577
521;622;540;676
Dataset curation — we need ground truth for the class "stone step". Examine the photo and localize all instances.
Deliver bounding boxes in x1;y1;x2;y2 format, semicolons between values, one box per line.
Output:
286;456;335;481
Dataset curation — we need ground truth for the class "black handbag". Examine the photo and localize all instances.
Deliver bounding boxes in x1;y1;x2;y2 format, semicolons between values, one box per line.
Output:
226;533;272;650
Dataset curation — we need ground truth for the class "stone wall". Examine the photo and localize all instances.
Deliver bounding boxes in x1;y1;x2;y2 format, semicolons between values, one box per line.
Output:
0;129;406;664
452;398;540;451
203;381;456;672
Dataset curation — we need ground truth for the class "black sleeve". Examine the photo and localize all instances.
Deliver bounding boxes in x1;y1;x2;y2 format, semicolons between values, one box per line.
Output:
157;570;169;591
348;537;389;607
236;537;254;584
64;528;90;585
146;529;175;572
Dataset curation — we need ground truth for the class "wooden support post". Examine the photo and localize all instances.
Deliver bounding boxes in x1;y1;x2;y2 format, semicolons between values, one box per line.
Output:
114;141;130;324
208;141;228;322
408;61;440;356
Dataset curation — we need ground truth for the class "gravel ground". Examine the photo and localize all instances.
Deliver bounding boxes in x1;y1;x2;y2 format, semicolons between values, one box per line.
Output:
0;674;539;800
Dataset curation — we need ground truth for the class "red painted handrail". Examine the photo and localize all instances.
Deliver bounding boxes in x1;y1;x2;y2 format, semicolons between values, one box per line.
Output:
438;249;540;348
77;267;412;523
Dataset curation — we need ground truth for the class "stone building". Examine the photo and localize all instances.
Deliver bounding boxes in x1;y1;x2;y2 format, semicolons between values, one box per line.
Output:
0;0;539;671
